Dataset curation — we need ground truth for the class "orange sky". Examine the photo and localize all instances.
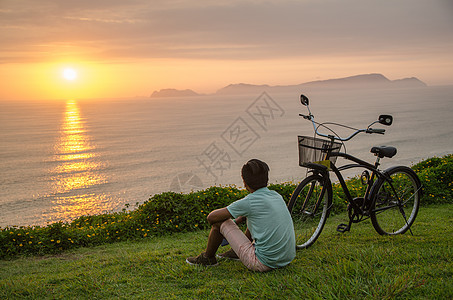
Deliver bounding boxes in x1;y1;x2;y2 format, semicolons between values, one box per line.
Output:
1;0;452;100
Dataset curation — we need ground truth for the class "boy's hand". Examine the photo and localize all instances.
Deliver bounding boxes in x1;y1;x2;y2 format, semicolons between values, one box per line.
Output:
235;216;246;225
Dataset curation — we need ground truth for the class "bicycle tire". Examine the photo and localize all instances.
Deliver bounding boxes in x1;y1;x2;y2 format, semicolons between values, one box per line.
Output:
287;174;332;249
370;166;421;235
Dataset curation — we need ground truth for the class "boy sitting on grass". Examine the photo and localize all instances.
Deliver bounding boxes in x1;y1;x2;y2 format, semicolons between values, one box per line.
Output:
186;159;296;272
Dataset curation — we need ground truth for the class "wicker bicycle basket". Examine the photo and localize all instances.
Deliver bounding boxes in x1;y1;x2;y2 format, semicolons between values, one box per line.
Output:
298;136;342;167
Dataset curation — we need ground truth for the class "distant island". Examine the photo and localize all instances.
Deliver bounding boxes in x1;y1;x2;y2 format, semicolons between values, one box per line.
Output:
150;73;427;98
150;88;201;98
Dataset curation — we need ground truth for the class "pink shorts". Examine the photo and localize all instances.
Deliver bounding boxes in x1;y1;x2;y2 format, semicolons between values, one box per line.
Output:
220;219;272;272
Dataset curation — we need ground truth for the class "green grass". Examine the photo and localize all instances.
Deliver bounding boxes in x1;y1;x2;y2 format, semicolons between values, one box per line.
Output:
1;205;451;299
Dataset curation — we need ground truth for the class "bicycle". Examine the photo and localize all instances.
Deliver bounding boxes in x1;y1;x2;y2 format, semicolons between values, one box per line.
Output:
287;94;422;249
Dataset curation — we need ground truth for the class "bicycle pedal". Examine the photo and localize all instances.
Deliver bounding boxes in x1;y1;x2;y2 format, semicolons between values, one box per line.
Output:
337;223;350;233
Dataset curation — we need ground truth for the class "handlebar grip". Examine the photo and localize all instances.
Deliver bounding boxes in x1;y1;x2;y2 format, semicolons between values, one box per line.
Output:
299;114;312;120
367;128;386;134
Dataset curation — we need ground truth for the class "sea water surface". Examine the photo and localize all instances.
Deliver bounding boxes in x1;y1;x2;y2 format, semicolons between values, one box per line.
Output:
1;86;452;227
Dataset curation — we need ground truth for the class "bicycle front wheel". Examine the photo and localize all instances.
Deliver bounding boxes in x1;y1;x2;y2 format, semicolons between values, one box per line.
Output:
370;166;421;235
287;174;332;249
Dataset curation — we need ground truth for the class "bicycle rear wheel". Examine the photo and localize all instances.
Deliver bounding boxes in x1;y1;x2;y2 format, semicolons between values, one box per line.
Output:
370;166;421;235
287;174;332;249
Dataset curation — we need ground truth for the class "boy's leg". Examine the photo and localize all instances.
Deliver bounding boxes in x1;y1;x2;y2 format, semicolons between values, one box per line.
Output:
205;222;225;258
220;219;272;272
186;222;224;266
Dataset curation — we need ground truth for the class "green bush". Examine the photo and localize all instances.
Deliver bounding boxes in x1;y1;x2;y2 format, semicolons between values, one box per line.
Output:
0;186;248;259
411;154;452;204
0;155;451;259
133;186;248;234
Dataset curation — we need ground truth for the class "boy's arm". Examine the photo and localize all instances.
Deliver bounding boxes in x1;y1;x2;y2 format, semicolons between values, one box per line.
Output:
206;207;233;225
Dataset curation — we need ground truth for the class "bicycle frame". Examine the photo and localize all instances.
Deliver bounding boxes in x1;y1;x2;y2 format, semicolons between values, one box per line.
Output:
311;143;411;222
329;151;383;216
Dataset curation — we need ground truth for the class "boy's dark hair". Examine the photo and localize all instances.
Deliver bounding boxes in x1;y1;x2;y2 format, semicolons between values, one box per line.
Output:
241;159;270;191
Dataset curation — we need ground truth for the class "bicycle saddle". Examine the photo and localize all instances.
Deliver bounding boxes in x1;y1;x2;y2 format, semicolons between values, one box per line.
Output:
370;146;397;158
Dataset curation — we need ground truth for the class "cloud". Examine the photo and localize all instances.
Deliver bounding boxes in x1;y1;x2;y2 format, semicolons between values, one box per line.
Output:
0;0;452;64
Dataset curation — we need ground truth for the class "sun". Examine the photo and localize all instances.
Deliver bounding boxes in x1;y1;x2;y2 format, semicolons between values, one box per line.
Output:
62;68;78;81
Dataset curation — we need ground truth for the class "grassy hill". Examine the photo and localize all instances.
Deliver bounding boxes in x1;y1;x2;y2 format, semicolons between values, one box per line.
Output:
0;204;451;299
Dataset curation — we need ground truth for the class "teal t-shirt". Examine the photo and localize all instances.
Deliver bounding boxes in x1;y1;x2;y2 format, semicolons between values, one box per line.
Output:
226;187;296;268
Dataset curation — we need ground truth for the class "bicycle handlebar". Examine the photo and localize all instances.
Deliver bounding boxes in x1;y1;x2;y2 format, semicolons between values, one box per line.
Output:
300;108;386;141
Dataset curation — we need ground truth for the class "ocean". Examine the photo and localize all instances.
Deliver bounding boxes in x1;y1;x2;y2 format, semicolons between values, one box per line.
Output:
1;86;452;227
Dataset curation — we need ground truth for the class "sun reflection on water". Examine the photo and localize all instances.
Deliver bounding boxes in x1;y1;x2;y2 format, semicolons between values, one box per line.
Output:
48;100;110;223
